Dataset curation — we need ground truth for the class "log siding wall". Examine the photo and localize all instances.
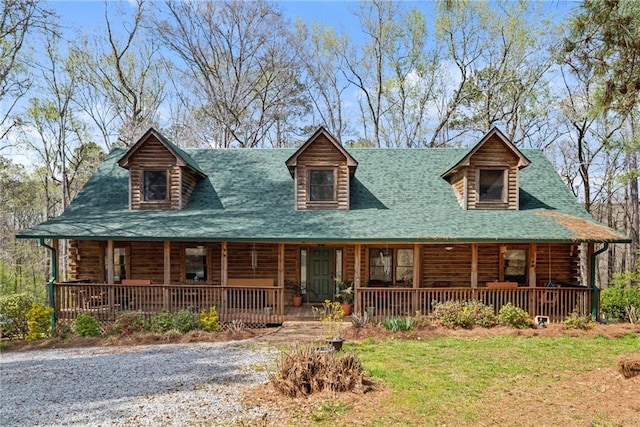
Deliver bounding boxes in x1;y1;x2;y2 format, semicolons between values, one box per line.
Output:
68;240;583;300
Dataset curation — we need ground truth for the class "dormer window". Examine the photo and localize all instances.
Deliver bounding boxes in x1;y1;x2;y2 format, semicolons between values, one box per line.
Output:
441;128;530;211
309;169;335;202
143;170;168;201
478;169;506;202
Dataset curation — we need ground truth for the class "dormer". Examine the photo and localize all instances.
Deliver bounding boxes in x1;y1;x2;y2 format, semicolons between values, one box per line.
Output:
118;128;206;210
442;127;530;210
286;127;358;210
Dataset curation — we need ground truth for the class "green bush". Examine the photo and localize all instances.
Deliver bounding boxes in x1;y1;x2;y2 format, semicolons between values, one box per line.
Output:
73;313;102;337
26;303;54;341
601;282;640;322
563;311;595;330
467;300;498;327
0;293;35;339
498;303;531;329
113;311;148;336
150;310;175;333
173;309;199;333
382;316;414;332
431;300;497;329
199;306;221;332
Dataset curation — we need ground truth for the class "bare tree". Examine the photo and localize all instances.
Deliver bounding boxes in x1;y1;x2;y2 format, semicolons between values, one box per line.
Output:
71;0;166;149
0;0;54;143
437;0;558;146
151;0;307;148
293;21;353;143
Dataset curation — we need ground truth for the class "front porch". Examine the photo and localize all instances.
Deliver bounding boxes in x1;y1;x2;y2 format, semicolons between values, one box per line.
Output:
54;282;594;326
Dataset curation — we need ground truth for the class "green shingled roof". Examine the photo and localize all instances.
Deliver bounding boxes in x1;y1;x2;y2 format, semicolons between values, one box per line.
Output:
17;147;629;243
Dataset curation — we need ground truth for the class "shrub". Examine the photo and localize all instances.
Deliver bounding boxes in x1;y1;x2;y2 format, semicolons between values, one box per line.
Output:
313;300;345;339
411;311;433;330
350;311;370;329
73;313;102;337
226;319;245;334
431;300;464;328
467;300;498;327
26;303;54;341
150;310;174;333
382;316;414;332
52;323;73;339
0;293;35;339
431;300;497;329
563;311;595;330
270;345;364;397
173;309;199;333
498;303;531;329
199;306;221;332
601;282;640;323
113;311;148;336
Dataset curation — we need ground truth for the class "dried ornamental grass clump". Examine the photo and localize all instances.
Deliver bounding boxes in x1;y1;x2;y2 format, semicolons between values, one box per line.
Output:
616;354;640;379
269;345;365;397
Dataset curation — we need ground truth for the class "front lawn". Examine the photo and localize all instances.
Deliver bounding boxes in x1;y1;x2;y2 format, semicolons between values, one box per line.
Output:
249;332;640;426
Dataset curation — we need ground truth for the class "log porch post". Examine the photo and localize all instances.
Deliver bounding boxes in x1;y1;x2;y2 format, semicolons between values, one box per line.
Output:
528;243;537;287
471;243;478;288
221;242;228;316
528;243;537;317
413;244;420;314
354;243;362;313
163;241;171;310
221;242;228;286
278;243;284;315
107;240;114;285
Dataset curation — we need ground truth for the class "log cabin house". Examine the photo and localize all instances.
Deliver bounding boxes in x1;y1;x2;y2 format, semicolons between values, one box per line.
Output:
17;126;629;325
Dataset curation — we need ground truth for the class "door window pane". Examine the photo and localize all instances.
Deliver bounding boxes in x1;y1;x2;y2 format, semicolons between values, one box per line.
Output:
186;247;207;282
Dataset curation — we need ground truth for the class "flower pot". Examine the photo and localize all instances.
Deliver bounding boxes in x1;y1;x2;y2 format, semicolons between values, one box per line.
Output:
292;295;303;307
342;303;352;316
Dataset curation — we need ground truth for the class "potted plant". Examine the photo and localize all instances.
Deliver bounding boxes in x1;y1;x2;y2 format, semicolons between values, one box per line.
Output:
286;280;303;307
313;300;345;351
336;279;354;316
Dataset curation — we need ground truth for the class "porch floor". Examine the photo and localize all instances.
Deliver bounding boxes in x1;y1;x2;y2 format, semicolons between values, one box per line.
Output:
283;303;323;321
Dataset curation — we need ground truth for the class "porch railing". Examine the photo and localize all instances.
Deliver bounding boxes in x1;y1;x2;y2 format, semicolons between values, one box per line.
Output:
54;283;593;326
356;287;593;323
54;282;284;326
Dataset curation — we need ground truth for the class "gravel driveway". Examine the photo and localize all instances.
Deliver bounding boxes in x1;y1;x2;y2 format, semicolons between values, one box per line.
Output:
0;341;277;426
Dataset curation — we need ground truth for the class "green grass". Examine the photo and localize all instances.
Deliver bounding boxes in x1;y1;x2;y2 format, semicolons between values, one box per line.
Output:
346;333;640;426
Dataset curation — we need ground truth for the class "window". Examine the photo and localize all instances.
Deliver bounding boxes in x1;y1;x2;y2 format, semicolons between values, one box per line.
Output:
504;249;526;284
478;169;505;202
309;169;335;201
143;170;168;201
369;248;413;286
185;247;207;282
395;249;414;284
105;247;128;283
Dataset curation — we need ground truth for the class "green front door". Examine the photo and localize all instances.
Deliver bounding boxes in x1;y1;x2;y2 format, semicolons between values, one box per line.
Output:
309;247;334;303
